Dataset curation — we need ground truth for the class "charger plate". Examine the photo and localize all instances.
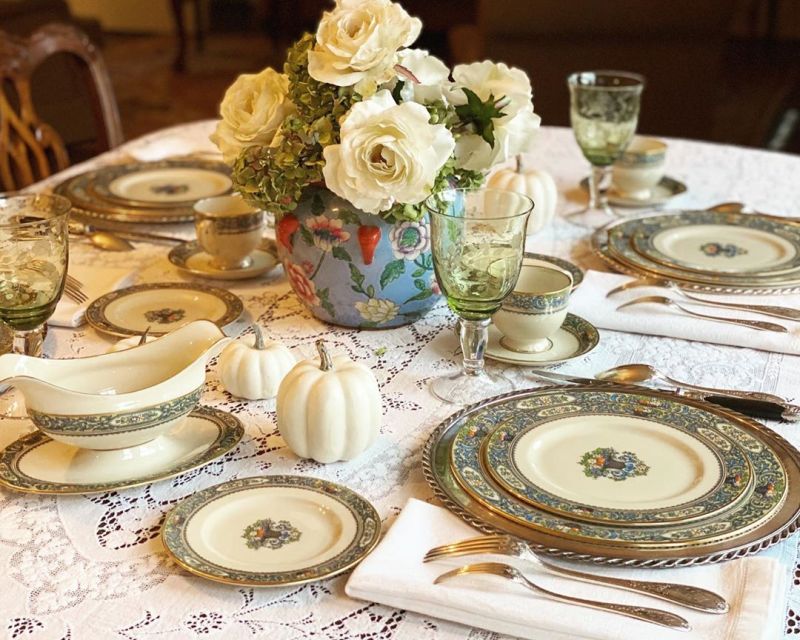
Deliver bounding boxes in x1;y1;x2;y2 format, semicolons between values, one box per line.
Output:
592;217;800;294
479;395;753;526
423;385;800;567
86;282;243;337
627;211;800;277
161;475;381;587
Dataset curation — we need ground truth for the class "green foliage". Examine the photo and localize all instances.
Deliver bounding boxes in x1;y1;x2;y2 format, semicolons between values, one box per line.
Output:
454;88;507;147
380;259;405;289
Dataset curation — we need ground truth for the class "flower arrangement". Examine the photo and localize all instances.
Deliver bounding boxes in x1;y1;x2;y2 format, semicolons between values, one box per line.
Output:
212;0;541;222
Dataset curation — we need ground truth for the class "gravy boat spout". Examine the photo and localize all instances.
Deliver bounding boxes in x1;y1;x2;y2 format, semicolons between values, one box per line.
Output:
0;320;232;450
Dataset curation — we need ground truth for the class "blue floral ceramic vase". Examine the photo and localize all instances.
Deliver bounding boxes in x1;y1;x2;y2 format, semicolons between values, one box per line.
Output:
276;186;440;328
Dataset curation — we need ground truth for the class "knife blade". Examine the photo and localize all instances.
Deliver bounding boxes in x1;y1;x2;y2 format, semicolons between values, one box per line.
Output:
526;369;799;422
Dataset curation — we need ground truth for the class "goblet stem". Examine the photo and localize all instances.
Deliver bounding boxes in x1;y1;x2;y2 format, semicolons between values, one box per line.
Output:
588;165;612;210
459;318;490;376
12;326;45;357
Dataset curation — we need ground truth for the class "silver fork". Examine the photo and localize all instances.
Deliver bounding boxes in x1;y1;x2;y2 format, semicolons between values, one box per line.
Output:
425;535;728;614
606;277;800;322
617;295;788;333
435;562;690;631
63;275;87;304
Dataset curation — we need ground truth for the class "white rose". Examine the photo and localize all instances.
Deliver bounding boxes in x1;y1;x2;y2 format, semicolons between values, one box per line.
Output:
322;90;455;214
395;49;451;104
210;67;295;162
450;61;541;171
308;0;422;96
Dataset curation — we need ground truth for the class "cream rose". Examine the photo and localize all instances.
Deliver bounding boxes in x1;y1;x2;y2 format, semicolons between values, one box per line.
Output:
322;90;455;214
210;67;295;162
395;49;451;104
450;61;541;171
307;0;422;96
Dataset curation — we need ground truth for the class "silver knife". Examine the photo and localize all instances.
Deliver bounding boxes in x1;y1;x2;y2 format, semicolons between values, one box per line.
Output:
526;369;800;422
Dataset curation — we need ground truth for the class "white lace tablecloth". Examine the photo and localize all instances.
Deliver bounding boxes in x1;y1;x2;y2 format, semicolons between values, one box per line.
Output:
3;121;800;640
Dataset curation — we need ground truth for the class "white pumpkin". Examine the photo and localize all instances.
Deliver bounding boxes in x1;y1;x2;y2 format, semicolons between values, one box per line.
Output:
219;324;296;400
276;340;381;463
488;157;558;234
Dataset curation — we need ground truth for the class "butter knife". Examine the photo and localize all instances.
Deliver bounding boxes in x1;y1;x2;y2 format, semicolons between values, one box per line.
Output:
526;369;800;422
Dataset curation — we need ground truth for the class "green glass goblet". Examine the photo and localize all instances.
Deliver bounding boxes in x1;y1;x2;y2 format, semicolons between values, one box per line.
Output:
566;70;645;228
425;187;533;405
0;194;71;356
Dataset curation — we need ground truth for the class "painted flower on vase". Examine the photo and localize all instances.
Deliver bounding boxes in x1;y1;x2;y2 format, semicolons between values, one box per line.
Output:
355;298;399;323
389;220;430;260
284;261;320;307
305;215;351;251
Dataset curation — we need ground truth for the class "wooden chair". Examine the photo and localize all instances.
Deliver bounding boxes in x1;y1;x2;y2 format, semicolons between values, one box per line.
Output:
0;23;123;191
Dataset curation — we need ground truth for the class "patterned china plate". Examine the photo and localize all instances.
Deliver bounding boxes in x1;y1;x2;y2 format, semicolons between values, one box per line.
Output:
485;313;599;367
161;475;381;587
423;386;798;566
0;406;243;495
628;212;800;277
580;176;687;208
524;253;584;290
168;240;279;281
480;397;752;526
86;282;244;337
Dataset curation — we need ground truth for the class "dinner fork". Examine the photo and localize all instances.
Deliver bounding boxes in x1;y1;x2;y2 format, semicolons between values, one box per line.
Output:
425;535;729;614
434;562;691;631
617;295;788;332
606;277;800;322
64;274;87;304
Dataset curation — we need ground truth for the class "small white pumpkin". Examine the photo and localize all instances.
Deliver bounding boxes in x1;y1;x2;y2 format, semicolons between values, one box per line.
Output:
219;324;296;400
488;156;558;234
276;340;381;463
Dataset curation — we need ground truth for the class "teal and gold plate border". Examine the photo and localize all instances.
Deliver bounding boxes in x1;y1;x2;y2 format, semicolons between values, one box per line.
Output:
161;475;381;587
85;282;244;337
0;406;243;495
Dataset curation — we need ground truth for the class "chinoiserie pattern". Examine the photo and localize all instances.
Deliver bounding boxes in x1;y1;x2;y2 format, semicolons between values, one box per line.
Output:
0;121;799;639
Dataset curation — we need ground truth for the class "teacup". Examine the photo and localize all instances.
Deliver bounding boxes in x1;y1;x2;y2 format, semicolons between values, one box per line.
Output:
194;195;265;270
612;136;667;200
493;264;572;353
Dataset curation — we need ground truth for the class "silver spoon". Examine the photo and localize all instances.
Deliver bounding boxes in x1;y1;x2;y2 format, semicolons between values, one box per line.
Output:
596;363;787;404
85;230;135;251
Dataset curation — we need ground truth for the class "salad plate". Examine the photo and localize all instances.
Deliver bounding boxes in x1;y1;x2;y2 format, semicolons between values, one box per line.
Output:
162;475;381;587
0;406;243;494
85;283;243;337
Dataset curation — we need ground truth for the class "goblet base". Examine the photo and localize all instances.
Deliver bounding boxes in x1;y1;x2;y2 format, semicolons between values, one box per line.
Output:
429;369;514;406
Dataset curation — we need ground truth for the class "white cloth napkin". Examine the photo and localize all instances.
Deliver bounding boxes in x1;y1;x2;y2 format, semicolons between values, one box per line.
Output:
50;264;134;327
124;121;222;162
570;270;800;355
346;499;786;640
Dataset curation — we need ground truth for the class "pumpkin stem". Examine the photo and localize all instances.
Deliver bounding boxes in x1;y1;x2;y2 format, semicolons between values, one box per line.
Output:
252;323;266;350
316;340;334;371
515;154;523;173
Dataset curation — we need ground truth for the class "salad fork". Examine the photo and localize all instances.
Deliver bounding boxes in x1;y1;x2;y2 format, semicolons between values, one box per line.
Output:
425;535;728;613
617;295;788;332
434;562;691;630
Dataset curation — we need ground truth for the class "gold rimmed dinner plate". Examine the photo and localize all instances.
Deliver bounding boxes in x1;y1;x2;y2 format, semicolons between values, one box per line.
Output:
53;159;232;223
480;401;752;527
85;282;244;337
161;475;381;587
423;385;798;567
0;406;243;495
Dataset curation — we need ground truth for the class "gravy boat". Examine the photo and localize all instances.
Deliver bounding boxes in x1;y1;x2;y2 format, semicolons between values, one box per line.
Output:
0;320;231;450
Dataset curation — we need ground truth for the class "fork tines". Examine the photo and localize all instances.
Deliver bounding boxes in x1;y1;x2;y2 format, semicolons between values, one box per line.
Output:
424;534;511;562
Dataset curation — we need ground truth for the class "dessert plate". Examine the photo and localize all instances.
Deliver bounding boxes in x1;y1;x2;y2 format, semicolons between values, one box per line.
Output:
169;240;279;280
482;406;752;526
162;475;381;587
0;406;243;494
485;313;599;367
86;282;243;337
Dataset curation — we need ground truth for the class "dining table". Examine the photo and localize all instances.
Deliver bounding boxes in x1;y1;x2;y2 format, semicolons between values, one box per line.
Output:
2;119;800;639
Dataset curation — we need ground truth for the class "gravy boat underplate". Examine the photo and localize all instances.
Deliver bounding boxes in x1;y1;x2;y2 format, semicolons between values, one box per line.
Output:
0;320;231;450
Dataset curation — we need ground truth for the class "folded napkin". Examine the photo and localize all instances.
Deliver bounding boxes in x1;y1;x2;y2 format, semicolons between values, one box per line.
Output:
125;121;221;162
50;264;134;328
570;270;800;355
346;499;786;640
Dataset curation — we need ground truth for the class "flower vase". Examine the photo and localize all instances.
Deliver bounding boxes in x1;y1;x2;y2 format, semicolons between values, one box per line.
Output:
276;187;440;328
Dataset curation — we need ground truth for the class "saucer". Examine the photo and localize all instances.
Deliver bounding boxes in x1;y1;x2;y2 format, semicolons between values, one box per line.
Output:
169;240;279;280
86;282;244;337
162;475;381;587
580;176;687;208
485;313;599;367
0;406;243;494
